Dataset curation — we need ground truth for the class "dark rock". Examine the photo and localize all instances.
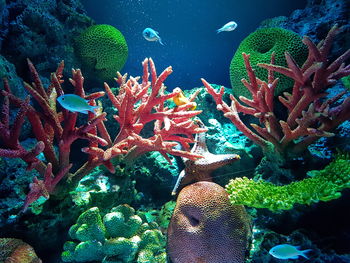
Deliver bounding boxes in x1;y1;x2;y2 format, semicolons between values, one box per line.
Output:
248;227;350;262
260;0;350;60
0;0;93;82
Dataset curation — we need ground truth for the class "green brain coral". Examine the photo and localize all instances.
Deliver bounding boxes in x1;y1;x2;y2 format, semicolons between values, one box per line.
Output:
62;205;167;263
75;24;128;80
230;27;308;99
226;153;350;212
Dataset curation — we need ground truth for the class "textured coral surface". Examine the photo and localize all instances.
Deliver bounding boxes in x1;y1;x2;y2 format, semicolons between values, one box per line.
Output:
75;24;128;81
0;238;42;263
167;181;251;263
230;27;308;99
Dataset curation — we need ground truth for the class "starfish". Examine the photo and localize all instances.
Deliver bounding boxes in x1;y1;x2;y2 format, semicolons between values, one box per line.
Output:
171;119;240;195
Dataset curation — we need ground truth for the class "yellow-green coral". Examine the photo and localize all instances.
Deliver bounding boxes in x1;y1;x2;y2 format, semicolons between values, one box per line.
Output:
229;27;308;99
75;24;128;80
341;75;350;90
226;153;350;212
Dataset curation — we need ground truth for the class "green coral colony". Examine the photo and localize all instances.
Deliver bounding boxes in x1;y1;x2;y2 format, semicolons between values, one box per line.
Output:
62;205;166;262
230;27;308;99
226;153;350;212
75;24;128;80
0;2;349;262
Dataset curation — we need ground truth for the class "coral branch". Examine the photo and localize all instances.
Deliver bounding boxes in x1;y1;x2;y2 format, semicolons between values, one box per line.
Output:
1;57;206;211
205;25;350;158
85;57;206;168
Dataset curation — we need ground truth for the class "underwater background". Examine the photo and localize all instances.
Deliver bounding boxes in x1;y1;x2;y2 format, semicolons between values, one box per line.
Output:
0;0;349;262
82;0;307;89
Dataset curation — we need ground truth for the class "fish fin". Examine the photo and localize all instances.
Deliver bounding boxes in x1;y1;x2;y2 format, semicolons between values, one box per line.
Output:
80;110;89;114
158;38;165;45
290;256;299;259
171;170;185;196
300;249;312;259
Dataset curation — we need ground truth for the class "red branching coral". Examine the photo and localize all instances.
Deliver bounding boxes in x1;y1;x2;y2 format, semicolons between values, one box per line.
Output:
203;25;350;160
0;57;205;211
86;58;206;165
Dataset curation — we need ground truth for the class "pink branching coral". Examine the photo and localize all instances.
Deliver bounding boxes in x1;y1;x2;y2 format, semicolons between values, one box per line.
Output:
203;25;350;160
0;58;205;211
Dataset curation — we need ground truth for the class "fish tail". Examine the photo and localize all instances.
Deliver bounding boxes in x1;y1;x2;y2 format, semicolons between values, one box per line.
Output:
300;249;312;259
158;38;165;45
216;29;222;33
89;105;100;115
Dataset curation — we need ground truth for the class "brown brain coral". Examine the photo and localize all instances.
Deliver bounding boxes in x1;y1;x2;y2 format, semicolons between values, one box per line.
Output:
167;181;251;263
0;238;42;263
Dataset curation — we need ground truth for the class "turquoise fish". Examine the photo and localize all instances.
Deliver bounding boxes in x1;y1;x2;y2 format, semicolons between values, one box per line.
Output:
57;94;99;114
269;244;312;260
217;21;237;33
142;27;164;45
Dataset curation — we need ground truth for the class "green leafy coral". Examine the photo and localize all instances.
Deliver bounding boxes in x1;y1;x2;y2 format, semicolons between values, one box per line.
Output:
230;27;308;99
74;24;128;81
62;205;166;263
226;153;350;212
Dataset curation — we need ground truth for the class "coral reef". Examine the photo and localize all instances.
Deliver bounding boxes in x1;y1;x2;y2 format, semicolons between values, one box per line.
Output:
226;153;350;212
62;204;166;262
74;24;128;81
0;1;348;262
70;165;138;214
0;0;93;78
0;139;47;219
0;238;42;263
204;25;350;167
120;87;257;206
0;55;27;99
167;181;251;263
230;27;308;99
0;58;206;212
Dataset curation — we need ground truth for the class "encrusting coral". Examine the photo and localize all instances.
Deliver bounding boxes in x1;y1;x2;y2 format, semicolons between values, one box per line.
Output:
0;58;206;212
204;25;350;162
167;181;252;263
62;204;166;263
226;152;350;212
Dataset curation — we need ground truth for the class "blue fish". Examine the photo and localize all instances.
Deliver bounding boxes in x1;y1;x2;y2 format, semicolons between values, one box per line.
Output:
217;21;237;33
57;94;99;114
269;244;312;260
142;27;164;45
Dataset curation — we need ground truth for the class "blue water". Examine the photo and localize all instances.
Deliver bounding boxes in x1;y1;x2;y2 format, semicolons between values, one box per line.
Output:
82;0;307;90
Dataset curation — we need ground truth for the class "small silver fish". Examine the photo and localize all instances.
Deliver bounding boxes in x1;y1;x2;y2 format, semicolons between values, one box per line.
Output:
142;27;164;45
217;21;237;33
269;244;312;260
57;94;99;114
